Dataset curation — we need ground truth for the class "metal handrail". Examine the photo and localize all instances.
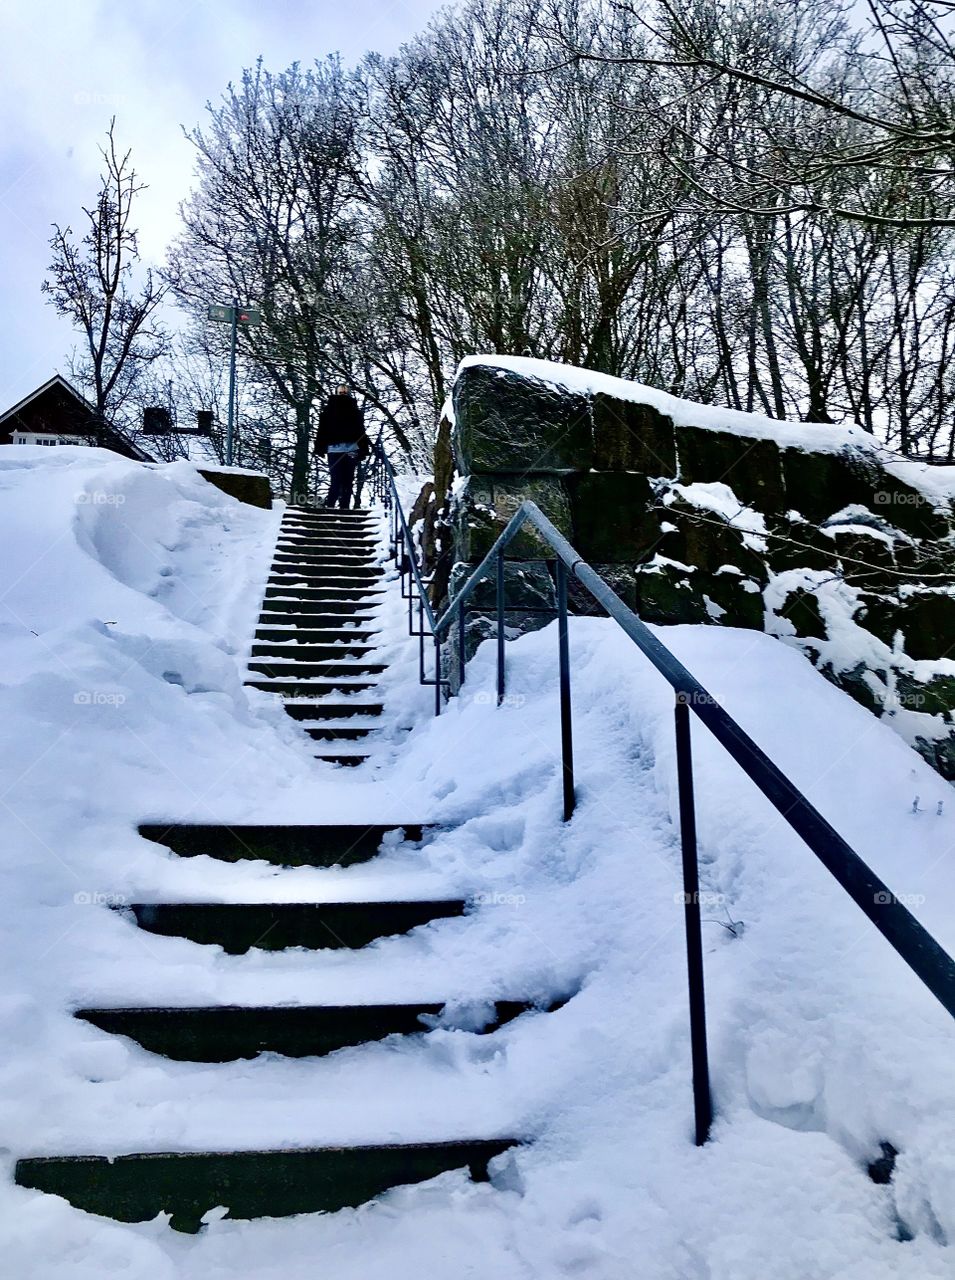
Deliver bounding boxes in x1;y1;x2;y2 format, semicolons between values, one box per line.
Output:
365;441;446;712
371;443;437;632
358;448;952;1141
370;479;955;1147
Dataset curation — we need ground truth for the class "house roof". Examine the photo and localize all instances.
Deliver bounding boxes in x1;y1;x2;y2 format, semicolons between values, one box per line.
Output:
0;374;154;462
0;373;94;427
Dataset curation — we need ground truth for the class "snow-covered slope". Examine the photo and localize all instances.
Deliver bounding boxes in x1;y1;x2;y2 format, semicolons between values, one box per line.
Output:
1;447;955;1278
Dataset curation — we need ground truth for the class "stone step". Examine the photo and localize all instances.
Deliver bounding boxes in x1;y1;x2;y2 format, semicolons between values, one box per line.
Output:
282;513;376;524
263;601;383;614
281;521;379;536
269;581;381;596
279;533;378;547
262;597;384;612
250;642;378;661
314;751;373;767
283;509;378;518
287;505;374;514
268;567;384;582
249;660;384;680
267;563;378;578
249;657;385;676
124;899;466;953
261;604;383;621
282;701;384;720
272;553;382;565
271;552;376;568
74;1001;536;1062
254;627;380;644
16;1141;516;1233
281;513;376;522
279;532;379;545
262;592;380;607
259;621;378;638
138;823;428;866
276;537;378;551
280;527;379;541
271;562;380;577
258;620;378;637
249;655;384;675
304;724;377;740
246;677;380;697
274;544;381;557
282;504;371;514
259;593;378;614
264;586;384;603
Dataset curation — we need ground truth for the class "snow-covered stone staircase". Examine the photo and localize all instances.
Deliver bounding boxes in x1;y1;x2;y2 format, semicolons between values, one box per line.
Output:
14;505;537;1233
247;506;391;766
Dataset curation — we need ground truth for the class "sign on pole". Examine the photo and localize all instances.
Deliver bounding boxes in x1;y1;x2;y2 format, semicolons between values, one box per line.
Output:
207;303;261;326
207;300;261;464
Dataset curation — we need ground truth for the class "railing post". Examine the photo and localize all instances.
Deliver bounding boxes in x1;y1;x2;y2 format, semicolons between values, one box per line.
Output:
418;600;426;682
675;692;712;1147
457;598;466;690
556;559;575;821
434;634;442;716
496;549;506;705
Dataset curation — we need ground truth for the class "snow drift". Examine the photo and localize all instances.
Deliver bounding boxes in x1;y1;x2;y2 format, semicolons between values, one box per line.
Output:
0;446;954;1278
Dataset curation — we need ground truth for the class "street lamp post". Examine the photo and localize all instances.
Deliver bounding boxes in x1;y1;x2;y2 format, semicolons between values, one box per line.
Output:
207;301;262;466
226;297;238;466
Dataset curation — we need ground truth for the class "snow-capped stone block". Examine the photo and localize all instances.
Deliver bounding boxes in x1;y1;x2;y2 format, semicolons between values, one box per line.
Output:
592;392;676;476
197;465;272;509
452;364;593;474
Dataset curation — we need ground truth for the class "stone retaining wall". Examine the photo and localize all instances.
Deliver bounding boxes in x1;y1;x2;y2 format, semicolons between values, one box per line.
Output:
426;358;955;780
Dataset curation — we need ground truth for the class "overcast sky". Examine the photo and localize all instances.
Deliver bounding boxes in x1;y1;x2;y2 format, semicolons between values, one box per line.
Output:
0;0;445;410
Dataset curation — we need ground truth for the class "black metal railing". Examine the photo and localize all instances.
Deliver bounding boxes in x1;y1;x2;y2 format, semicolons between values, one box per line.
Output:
365;449;955;1146
365;441;447;714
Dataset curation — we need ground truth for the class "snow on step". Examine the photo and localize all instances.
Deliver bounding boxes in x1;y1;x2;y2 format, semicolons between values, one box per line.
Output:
14;1036;522;1154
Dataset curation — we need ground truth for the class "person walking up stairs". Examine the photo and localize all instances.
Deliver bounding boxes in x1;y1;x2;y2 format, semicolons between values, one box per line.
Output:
314;384;369;511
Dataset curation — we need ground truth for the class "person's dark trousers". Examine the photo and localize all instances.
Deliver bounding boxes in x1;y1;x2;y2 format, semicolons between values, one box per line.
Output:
326;452;358;510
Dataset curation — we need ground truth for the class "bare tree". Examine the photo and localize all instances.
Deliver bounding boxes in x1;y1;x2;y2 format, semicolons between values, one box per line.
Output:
43;118;168;434
166;0;955;465
169;59;364;501
551;0;955;228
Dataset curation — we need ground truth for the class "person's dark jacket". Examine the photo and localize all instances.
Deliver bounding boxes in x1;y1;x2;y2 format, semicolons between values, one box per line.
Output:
314;393;369;458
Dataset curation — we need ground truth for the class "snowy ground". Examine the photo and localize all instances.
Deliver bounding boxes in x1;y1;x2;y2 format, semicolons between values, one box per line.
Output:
1;446;954;1278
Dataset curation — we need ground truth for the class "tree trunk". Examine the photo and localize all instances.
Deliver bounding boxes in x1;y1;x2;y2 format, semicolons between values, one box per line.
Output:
290;401;312;505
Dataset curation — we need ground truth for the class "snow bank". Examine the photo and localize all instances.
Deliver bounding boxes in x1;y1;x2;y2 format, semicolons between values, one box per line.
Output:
2;446;955;1277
